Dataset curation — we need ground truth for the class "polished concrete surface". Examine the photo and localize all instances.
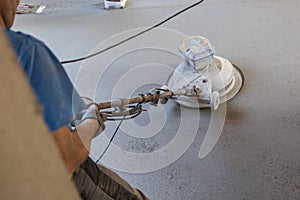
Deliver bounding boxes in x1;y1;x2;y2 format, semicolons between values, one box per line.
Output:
14;0;300;199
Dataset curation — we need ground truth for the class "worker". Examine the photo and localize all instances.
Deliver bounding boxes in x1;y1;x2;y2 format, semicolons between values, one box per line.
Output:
0;0;148;199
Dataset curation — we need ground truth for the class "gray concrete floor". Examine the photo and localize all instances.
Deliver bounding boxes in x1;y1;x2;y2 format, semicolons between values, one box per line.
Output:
14;0;300;199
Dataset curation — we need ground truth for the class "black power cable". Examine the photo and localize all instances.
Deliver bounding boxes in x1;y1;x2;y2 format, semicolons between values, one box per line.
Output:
61;0;206;64
96;116;125;163
96;105;143;163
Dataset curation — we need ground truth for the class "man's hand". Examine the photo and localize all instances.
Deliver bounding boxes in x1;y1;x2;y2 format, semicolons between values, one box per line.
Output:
0;0;20;28
75;104;106;138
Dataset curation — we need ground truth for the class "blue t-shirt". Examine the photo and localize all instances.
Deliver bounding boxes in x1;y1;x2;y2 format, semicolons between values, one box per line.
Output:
4;29;85;131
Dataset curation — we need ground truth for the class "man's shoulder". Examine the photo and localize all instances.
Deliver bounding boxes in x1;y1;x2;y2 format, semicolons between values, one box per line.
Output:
4;28;46;50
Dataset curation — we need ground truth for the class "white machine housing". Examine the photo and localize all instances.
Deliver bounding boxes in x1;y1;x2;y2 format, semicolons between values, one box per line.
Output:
167;36;243;109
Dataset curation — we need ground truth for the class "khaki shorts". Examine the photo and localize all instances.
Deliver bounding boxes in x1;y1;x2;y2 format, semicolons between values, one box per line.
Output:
72;157;149;200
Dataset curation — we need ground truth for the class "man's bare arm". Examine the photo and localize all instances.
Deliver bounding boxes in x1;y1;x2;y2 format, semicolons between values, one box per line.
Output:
52;119;99;174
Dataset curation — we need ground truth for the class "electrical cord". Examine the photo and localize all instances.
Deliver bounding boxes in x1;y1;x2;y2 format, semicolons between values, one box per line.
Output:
96;115;126;163
61;0;206;64
95;104;144;163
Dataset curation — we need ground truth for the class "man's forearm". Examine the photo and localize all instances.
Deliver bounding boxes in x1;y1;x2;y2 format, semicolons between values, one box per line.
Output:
52;119;99;173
